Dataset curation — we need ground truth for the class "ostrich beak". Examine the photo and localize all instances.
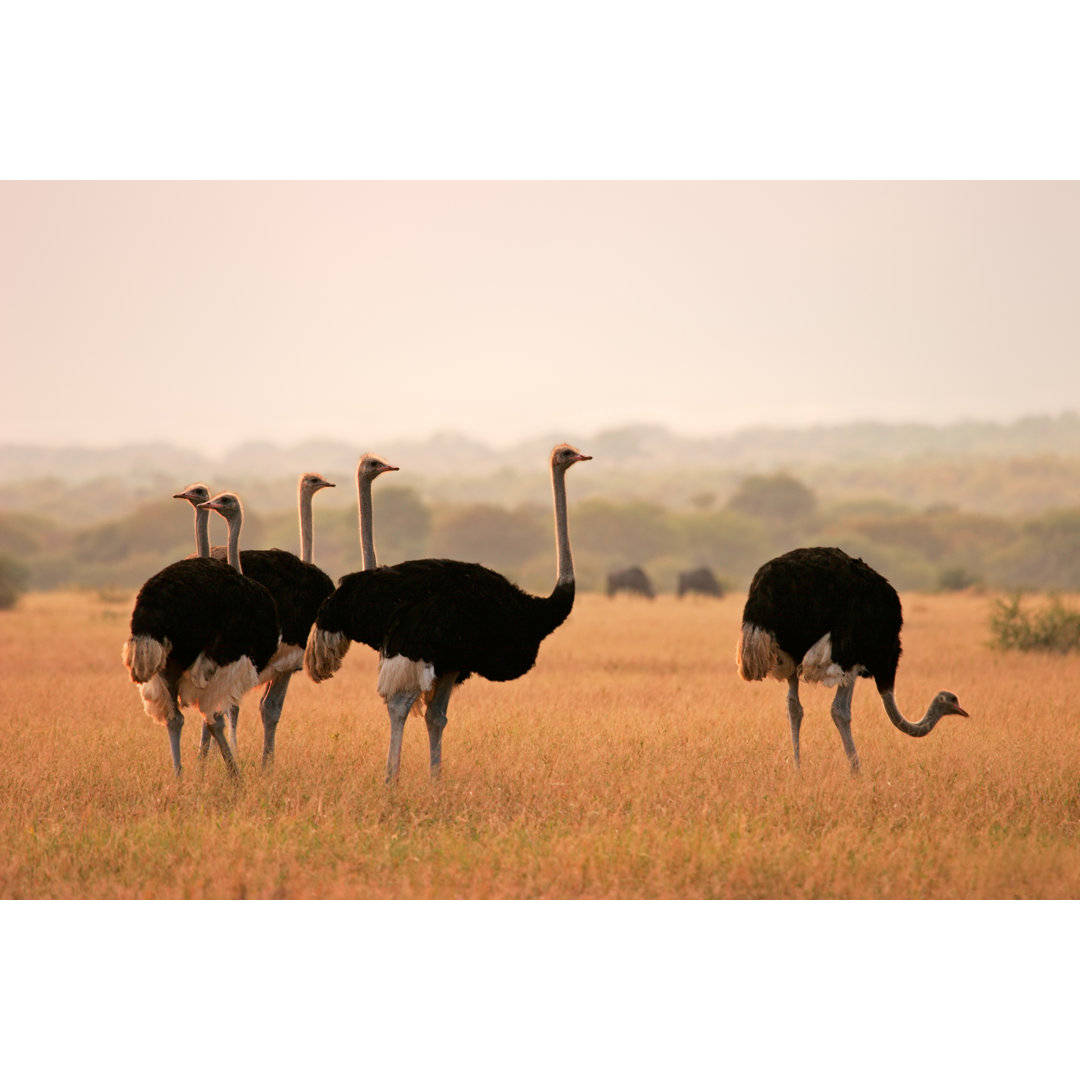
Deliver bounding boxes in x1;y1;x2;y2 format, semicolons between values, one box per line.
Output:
379;464;399;474
572;453;593;463
952;705;970;717
197;499;223;512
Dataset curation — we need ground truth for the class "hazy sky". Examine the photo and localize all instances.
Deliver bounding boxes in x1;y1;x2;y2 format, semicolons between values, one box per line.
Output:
3;181;1078;453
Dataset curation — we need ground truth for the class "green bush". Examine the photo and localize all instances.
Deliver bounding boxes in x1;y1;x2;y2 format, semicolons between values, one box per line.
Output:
939;565;980;591
0;553;28;610
989;593;1080;653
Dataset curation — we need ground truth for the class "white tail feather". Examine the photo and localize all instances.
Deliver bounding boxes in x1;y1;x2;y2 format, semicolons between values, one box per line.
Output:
138;673;174;725
122;635;170;683
259;641;304;684
377;654;436;710
190;657;259;719
799;632;856;686
737;623;795;681
178;651;219;704
304;626;350;682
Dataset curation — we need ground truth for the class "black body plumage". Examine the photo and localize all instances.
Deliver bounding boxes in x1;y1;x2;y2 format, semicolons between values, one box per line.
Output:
232;549;334;650
742;546;903;692
315;558;576;683
129;556;279;674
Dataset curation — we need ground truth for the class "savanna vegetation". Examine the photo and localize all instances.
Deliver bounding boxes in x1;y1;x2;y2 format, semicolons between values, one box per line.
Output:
2;587;1078;899
4;470;1080;601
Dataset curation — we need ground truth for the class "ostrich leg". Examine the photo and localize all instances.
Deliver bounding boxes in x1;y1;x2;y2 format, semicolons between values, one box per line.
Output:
385;690;420;784
424;673;458;779
203;712;239;777
166;694;185;777
197;704;239;759
830;680;860;775
786;673;804;768
197;722;211;759
259;672;293;768
227;704;239;754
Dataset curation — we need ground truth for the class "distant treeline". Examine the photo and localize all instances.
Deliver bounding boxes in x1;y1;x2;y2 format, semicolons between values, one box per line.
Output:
3;471;1079;600
3;413;1080;524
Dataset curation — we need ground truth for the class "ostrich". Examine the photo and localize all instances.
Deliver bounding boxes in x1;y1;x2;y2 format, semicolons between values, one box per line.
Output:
195;476;339;767
174;483;212;556
677;566;724;598
122;492;280;776
606;566;655;599
305;443;591;781
353;453;399;569
737;546;969;773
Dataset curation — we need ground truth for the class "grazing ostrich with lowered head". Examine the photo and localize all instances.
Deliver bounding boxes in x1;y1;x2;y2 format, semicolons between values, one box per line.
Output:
677;566;724;598
737;546;969;773
606;566;655;599
305;443;591;781
123;492;280;776
195;477;338;767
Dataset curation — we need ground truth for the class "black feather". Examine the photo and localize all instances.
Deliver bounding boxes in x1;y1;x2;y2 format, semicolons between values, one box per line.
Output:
742;546;903;692
236;549;334;649
130;556;279;674
315;558;575;683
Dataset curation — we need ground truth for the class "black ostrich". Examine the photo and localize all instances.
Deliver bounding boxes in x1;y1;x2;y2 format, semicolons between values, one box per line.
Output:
195;478;337;767
677;566;724;598
737;546;968;773
305;443;591;781
122;492;280;776
606;566;655;599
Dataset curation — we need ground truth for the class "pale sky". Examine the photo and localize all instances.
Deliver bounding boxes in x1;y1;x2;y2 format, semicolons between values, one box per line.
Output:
4;181;1078;454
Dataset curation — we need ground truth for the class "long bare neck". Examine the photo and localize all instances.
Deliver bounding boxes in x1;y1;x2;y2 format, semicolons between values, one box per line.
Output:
357;472;377;569
552;464;574;586
225;512;243;572
299;485;315;563
880;690;944;738
194;506;210;558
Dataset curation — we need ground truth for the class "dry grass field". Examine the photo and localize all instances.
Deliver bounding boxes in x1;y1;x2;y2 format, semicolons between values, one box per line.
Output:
2;587;1078;899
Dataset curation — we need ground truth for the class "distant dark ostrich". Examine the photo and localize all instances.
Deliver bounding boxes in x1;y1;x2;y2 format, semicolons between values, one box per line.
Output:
737;546;969;773
677;566;724;598
194;476;338;767
123;492;280;776
606;566;655;599
305;444;591;781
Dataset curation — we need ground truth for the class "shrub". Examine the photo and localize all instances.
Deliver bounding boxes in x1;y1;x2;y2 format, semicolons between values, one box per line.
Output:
939;565;980;591
0;553;28;610
989;593;1080;653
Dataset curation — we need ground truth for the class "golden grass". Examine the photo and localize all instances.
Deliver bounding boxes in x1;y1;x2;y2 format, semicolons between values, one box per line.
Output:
1;588;1078;899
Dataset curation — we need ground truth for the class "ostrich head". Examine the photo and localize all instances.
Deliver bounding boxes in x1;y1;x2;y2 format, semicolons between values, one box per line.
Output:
357;453;399;482
174;483;211;508
300;473;335;496
199;492;243;523
551;443;592;471
934;691;969;718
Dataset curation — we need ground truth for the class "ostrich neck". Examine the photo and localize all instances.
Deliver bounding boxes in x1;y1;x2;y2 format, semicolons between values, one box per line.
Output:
194;507;210;559
357;475;377;569
552;466;574;586
225;513;243;573
299;488;315;563
880;690;942;738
